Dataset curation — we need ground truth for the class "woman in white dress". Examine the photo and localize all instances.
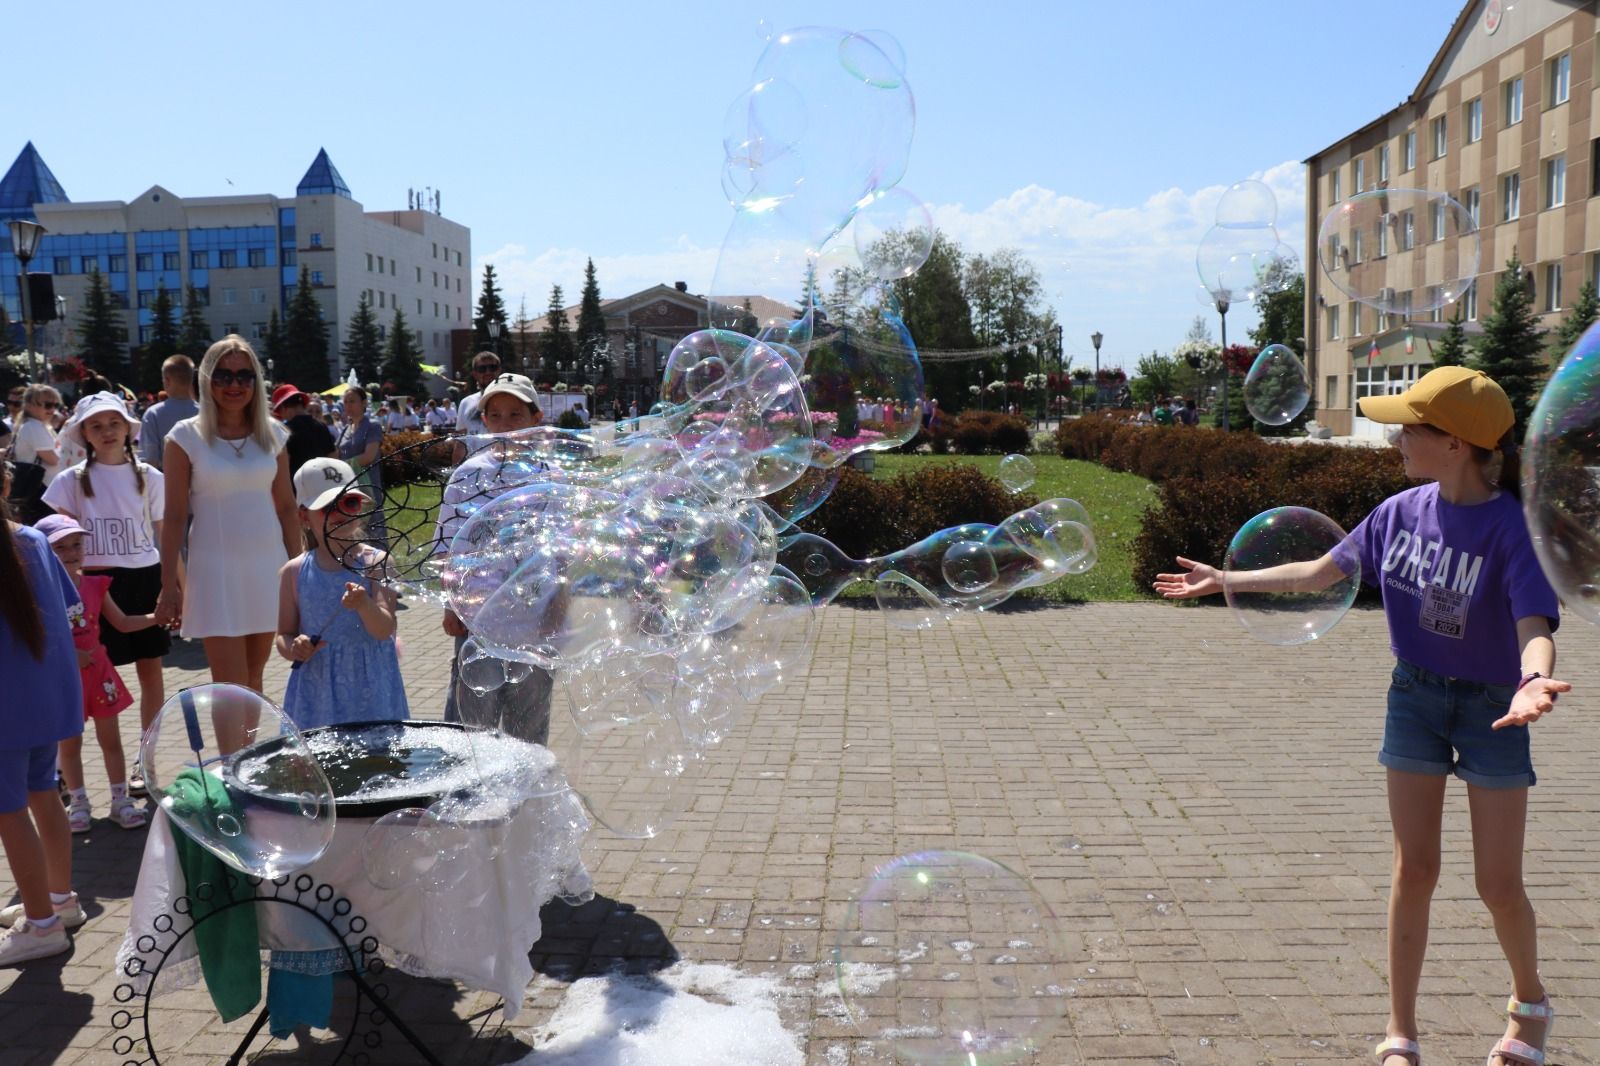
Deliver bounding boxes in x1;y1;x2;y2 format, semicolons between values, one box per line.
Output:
155;336;297;709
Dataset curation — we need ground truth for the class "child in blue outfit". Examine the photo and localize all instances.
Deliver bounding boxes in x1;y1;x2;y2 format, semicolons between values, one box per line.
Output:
1155;367;1567;1066
275;458;406;728
0;497;87;965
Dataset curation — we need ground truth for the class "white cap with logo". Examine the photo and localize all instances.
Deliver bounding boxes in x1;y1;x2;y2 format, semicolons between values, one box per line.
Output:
293;457;370;510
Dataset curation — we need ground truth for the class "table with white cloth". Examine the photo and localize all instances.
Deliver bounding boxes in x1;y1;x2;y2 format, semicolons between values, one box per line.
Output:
115;758;591;1022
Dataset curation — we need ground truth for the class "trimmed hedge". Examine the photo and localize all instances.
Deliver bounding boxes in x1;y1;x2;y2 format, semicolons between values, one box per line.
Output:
951;411;1032;455
379;429;456;486
800;463;1036;560
1057;416;1410;594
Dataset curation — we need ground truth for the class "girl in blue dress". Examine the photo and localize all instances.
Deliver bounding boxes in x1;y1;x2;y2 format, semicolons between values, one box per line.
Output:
275;458;406;728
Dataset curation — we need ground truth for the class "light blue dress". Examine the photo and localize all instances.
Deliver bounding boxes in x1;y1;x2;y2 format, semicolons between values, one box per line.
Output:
282;554;407;729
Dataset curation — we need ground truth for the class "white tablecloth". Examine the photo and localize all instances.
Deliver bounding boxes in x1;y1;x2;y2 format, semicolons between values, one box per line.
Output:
116;781;590;1020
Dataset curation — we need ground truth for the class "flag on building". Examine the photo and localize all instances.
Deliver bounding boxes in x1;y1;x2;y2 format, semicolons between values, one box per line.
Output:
1405;329;1414;355
1368;338;1380;365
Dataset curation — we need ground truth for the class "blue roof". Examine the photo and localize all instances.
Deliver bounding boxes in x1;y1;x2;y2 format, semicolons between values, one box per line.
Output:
0;142;68;220
296;148;351;199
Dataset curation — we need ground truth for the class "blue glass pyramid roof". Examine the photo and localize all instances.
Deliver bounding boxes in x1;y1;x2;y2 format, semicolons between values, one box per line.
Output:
0;142;68;220
296;148;351;198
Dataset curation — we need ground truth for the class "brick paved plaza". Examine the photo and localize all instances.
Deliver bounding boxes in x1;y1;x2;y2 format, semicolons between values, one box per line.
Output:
2;600;1597;1064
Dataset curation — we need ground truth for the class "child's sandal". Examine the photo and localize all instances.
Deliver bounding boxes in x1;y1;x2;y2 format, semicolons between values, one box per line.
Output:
1487;996;1554;1066
110;799;147;830
67;801;91;834
1375;1037;1422;1064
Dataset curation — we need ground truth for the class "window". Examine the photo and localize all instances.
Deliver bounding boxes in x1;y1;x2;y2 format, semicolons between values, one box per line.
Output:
1325;376;1339;409
389;258;396;273
250;287;265;304
1404;130;1417;171
379;292;386;309
81;255;98;273
1464;282;1478;321
138;325;154;344
191;250;208;269
222;288;236;305
1327;304;1341;340
1545;263;1563;312
1331;169;1341;202
433;301;438;316
311;270;324;285
1349;303;1361;336
223;322;239;336
163;251;180;271
1550;53;1571;105
309;233;322;247
108;254;126;272
1466;97;1483;143
248;248;267;267
219;249;237;268
1431;200;1446;241
193;287;209;306
1351;228;1364;264
432;242;438;258
137;290;155;309
1355;158;1366;192
251;322;267;341
1429;288;1443;323
1465;185;1481;226
1545;156;1567;208
1401;211;1415;250
282;249;296;267
135;253;153;271
415;266;422;282
1377;218;1389;258
366;253;374;271
1504;77;1523;125
1378;144;1390;183
416;298;423;314
456;252;462;266
52;256;69;274
1432;115;1447;159
1502;173;1521;220
432;271;438;287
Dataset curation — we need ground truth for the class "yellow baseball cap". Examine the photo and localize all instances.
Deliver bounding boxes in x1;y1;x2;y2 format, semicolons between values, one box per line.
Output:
1356;366;1513;450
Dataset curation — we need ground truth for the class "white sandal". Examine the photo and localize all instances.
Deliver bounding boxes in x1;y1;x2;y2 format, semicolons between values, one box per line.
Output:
110;799;147;830
67;800;91;834
1375;1036;1421;1064
1487;996;1554;1066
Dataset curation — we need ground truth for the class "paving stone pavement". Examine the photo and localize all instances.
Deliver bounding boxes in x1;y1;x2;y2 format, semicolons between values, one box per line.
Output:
3;599;1598;1065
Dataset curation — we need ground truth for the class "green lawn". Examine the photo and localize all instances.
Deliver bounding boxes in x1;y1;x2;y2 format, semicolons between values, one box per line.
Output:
867;453;1156;602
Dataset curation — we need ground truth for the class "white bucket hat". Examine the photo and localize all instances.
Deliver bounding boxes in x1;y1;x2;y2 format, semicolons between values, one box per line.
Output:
61;391;140;451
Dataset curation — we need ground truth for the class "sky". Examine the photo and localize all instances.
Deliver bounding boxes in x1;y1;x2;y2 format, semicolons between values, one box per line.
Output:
12;0;1464;371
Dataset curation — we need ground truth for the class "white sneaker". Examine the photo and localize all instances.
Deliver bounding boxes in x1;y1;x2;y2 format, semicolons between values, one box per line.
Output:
0;918;70;966
0;893;85;930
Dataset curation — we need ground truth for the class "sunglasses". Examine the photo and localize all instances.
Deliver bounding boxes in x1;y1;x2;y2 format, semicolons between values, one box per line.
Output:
473;363;500;374
34;401;61;410
211;369;258;388
323;492;372;517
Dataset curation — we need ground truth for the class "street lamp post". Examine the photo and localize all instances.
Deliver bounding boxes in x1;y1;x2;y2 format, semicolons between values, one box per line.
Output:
977;366;985;411
486;319;502;372
8;219;46;383
1214;294;1231;431
1090;331;1103;412
1002;361;1010;415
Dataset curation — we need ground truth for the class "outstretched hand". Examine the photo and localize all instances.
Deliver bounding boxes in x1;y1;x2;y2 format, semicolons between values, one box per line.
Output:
1492;676;1571;730
1152;556;1223;599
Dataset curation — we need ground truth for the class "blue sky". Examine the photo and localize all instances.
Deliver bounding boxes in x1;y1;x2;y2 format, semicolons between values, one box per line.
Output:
14;0;1459;369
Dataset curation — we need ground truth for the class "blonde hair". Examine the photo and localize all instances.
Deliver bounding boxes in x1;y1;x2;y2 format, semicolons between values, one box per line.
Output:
19;384;60;425
196;335;277;452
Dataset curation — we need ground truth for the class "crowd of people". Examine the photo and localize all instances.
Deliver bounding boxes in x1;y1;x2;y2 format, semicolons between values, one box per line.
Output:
0;338;558;965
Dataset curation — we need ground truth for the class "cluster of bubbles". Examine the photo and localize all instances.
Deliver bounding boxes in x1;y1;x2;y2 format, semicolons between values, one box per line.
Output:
835;850;1070;1065
1195;179;1299;307
1316;188;1479;316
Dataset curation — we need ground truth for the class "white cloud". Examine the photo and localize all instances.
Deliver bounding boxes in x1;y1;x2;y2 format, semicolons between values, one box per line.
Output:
477;161;1310;367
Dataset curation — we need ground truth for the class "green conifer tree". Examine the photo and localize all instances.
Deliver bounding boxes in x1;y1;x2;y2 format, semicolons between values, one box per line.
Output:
381;308;425;398
282;266;331;388
576;258;607;358
1470;253;1547;439
76;266;125;375
177;284;212;358
1432;306;1469;367
1551;278;1600;359
472;264;513;360
340;291;384;384
541;283;574;377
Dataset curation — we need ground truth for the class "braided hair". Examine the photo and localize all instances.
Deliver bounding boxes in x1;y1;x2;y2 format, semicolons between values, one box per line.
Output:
76;418;147;499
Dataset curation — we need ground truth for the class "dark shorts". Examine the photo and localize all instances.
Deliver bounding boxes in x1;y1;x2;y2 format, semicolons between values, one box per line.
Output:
1380;659;1535;789
0;744;59;812
91;563;171;665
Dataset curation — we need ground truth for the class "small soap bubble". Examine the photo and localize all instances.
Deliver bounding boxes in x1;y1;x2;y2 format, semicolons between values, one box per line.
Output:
942;541;998;594
997;454;1036;493
1243;344;1310;426
873;570;948;630
1223;506;1360;645
216;813;241;837
836;851;1069;1064
361;807;439;890
852;187;934;281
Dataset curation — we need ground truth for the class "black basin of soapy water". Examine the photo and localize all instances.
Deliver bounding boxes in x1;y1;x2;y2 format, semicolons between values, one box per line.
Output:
225;720;482;819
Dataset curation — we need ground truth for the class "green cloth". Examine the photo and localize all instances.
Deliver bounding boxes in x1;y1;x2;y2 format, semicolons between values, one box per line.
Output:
166;768;262;1023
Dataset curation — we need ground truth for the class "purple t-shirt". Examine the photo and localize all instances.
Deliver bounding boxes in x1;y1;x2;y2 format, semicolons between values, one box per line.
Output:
1332;483;1558;684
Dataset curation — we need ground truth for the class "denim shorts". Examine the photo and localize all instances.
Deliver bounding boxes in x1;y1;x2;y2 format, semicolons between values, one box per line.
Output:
1380;659;1535;789
0;744;59;813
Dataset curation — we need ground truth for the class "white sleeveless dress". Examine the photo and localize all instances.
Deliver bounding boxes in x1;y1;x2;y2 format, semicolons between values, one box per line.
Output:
168;417;289;639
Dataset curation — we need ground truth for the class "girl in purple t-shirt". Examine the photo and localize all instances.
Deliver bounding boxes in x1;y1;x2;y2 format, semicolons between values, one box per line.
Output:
1153;367;1567;1066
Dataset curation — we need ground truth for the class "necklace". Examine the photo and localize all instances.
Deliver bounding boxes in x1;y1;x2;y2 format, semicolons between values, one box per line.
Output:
220;435;249;459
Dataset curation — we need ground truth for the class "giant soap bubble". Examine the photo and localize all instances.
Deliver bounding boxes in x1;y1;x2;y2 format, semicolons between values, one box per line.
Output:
1223;506;1360;645
1316;189;1479;315
141;685;336;878
836;850;1070;1065
1524;321;1600;623
1243;343;1311;426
